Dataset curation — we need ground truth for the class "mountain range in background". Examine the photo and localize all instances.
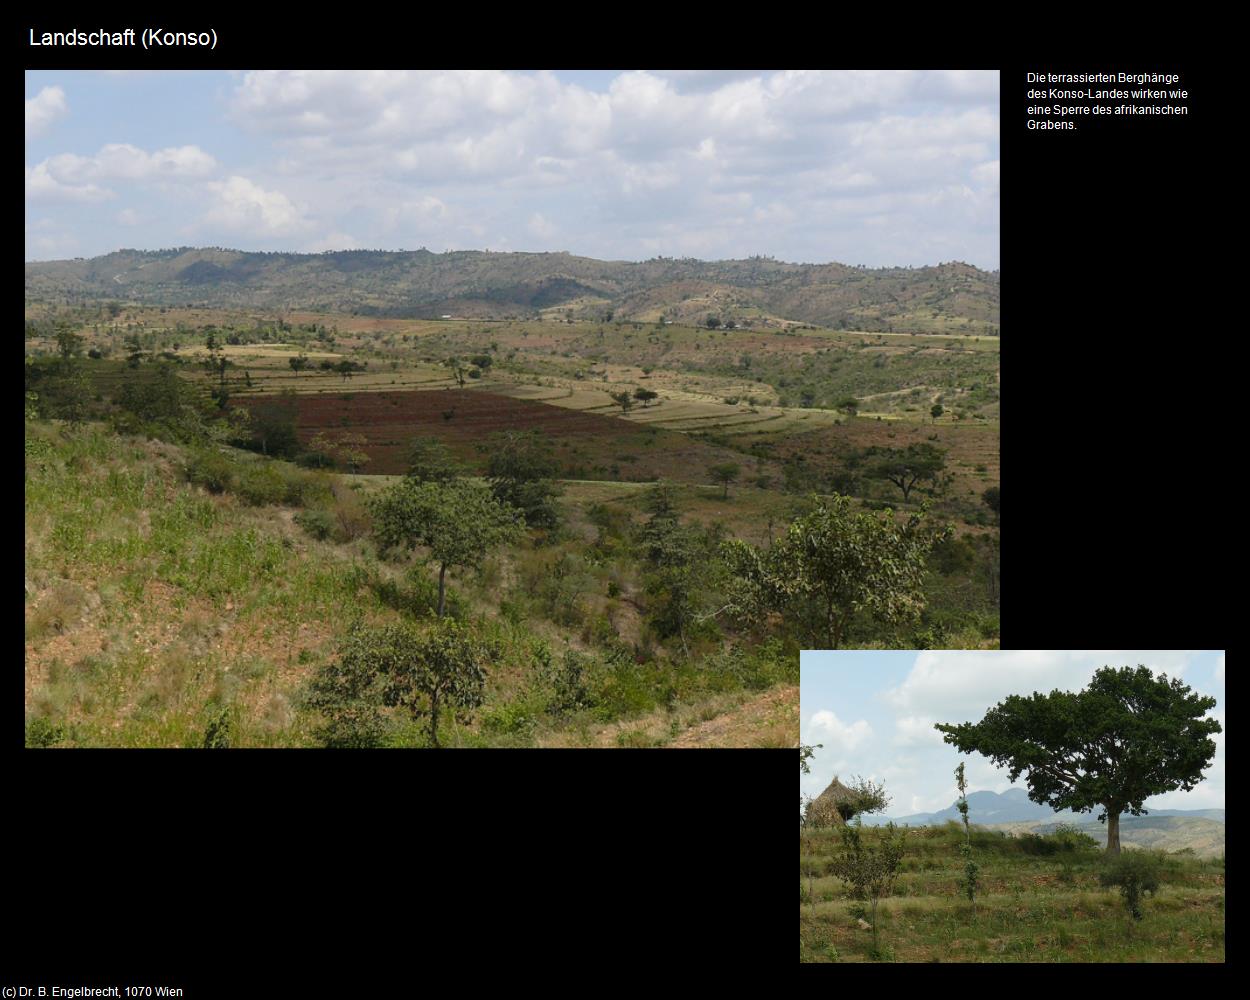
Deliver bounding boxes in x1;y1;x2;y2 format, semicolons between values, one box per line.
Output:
24;247;1000;334
856;788;1225;857
861;787;1225;827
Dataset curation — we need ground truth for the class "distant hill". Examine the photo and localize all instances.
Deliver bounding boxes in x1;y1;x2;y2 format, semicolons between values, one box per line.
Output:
984;816;1226;859
862;788;1224;828
24;247;1000;333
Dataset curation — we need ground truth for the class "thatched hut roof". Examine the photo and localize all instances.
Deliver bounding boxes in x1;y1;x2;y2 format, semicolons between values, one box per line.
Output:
805;776;856;828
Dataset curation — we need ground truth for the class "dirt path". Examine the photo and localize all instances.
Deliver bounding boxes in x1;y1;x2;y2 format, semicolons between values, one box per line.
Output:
669;684;798;748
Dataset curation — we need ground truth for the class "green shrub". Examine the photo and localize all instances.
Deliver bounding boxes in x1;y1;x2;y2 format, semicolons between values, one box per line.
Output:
296;508;336;541
1098;851;1161;920
184;448;237;494
202;705;233;748
25;716;65;748
234;463;288;506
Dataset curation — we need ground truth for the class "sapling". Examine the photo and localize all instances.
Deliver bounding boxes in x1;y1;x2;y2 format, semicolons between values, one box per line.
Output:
830;817;907;957
954;762;980;911
1098;851;1161;920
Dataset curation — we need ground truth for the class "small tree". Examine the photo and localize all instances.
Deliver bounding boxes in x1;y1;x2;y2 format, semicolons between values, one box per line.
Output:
446;356;467;388
830;818;907;956
610;390;634;415
867;443;947;503
954;761;980;910
982;486;1000;523
723;495;948;649
709;462;740;499
370;477;523;616
930;403;944;423
289;354;310;375
382;617;489;748
1098;852;1161;920
633;387;658;407
483;428;563;529
407;437;464;484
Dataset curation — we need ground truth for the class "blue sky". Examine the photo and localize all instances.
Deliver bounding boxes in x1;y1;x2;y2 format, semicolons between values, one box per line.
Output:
800;651;1225;819
25;70;999;266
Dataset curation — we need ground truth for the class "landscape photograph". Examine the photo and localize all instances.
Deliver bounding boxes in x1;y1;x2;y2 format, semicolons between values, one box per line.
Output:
25;70;1000;748
799;650;1225;962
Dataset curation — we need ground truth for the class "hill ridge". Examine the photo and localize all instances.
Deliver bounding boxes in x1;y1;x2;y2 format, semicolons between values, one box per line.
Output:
24;246;1000;333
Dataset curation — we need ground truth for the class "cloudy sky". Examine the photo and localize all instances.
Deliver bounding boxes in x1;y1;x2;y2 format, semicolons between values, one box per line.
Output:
24;70;999;266
800;650;1225;818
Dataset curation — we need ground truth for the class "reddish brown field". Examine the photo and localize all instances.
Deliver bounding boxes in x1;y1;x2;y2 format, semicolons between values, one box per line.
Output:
235;388;764;482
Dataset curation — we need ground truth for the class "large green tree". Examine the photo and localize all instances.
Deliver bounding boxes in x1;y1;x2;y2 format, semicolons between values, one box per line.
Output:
723;495;948;649
370;477;523;616
935;666;1221;853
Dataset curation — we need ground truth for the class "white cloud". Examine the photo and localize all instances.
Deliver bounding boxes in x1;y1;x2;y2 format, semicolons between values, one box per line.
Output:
885;651;1194;723
43;144;215;184
203;175;309;236
25;162;112;203
806;709;872;753
26;86;68;138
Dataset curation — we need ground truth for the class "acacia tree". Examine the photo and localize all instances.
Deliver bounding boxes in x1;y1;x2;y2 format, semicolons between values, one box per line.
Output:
723;495;949;649
370;477;523;617
935;666;1221;853
708;462;740;499
867;443;947;503
610;390;634;415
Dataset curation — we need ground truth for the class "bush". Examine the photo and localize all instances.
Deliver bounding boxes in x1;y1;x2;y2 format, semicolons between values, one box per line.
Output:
25;716;65;748
184;448;238;494
296;507;336;541
1098;851;1161;920
234;463;288;506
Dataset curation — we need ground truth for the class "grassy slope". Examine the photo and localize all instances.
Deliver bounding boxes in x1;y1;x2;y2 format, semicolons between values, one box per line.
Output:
24;422;798;748
799;821;1225;963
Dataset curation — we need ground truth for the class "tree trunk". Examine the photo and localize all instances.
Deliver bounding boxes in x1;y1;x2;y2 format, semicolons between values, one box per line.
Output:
437;563;447;617
429;691;440;748
1105;808;1121;854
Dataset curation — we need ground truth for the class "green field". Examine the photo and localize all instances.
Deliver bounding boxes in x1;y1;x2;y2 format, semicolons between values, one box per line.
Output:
799;821;1225;963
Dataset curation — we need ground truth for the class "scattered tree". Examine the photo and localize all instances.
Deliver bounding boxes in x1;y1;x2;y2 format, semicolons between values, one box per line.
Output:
954;761;980;910
982;485;1000;523
370;477;524;617
708;462;740;499
633;387;658;407
867;443;947;503
610;390;634;415
1099;851;1161;920
830;818;907;956
930;403;944;422
935;665;1222;853
723;495;948;648
483;428;563;529
406;437;464;484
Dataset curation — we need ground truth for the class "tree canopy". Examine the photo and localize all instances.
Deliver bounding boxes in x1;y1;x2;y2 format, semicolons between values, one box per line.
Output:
935;666;1221;852
370;476;523;616
723;494;948;649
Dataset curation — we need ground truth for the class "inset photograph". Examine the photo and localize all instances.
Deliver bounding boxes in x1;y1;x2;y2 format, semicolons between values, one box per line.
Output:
799;650;1224;962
